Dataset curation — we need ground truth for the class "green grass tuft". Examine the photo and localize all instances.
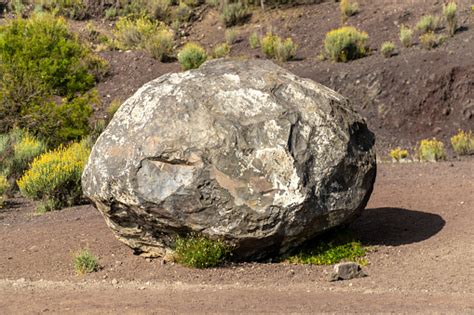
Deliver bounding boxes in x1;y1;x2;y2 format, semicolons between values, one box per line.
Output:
287;229;367;265
73;249;99;275
174;234;232;268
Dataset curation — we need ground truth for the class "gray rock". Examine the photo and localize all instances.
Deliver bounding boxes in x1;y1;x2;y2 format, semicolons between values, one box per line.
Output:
82;59;376;260
330;262;367;282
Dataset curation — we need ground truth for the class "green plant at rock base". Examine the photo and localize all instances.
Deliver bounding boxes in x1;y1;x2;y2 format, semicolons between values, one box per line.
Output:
73;249;99;275
443;2;457;36
287;229;367;265
324;26;368;62
178;43;207;70
451;130;474;156
399;25;413;48
174;234;232;268
17;140;90;212
380;41;395;58
418;138;446;162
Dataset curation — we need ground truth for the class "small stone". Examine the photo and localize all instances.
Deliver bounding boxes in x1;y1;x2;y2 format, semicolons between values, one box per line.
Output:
111;279;118;285
329;262;367;282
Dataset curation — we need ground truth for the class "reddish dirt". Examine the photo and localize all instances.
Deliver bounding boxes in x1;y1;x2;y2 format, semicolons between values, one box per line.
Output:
1;160;473;313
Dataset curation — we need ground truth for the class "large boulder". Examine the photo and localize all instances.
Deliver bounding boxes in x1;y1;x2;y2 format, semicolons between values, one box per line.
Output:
82;59;376;260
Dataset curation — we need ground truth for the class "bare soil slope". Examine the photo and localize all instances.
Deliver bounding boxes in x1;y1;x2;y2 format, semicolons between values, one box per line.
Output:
0;160;473;313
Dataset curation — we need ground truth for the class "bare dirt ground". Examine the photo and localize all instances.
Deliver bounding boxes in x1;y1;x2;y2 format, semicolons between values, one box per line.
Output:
0;160;473;313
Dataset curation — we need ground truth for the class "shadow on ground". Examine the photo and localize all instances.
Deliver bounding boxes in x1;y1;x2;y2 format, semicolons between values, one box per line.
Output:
351;207;446;246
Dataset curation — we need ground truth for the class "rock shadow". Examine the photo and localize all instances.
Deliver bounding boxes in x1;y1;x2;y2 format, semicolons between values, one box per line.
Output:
351;207;445;246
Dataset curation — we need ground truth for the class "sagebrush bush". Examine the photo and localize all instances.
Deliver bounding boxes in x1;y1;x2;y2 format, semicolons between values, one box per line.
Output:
451;130;474;156
0;175;8;207
380;41;395;58
34;0;88;20
287;229;366;265
274;37;297;62
249;31;260;48
389;147;409;162
145;29;174;61
419;32;439;50
114;17;174;61
0;13;101;144
17;140;90;211
178;42;207;70
324;26;368;62
416;15;438;33
174;2;192;23
225;28;237;44
261;33;296;62
418;138;446;162
443;2;457;36
73;249;99;275
0;129;46;188
213;42;231;58
114;17;157;49
220;2;250;27
399;25;413;48
174;234;232;268
340;0;358;21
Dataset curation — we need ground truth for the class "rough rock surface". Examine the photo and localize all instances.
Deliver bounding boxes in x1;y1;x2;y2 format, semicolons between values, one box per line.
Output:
82;59;376;260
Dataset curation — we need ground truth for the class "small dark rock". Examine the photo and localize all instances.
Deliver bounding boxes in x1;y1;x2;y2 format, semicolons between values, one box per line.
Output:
329;262;367;282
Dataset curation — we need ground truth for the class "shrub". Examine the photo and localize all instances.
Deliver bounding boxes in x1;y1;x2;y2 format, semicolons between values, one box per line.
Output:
261;32;278;58
0;13;99;144
225;28;237;45
36;0;88;20
419;32;439;50
443;2;457;36
418;138;446;162
380;41;395;58
174;234;232;268
416;15;438;33
148;0;172;21
0;175;8;207
451;130;474;156
324;26;368;62
177;43;207;70
114;17;157;50
105;7;118;20
389;147;409;162
274;37;297;62
249;31;260;48
114;17;174;61
340;0;359;21
145;29;174;61
174;2;192;23
399;25;413;48
220;2;250;28
73;249;99;275
213;42;231;58
287;229;366;265
17;140;90;211
0;129;46;187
